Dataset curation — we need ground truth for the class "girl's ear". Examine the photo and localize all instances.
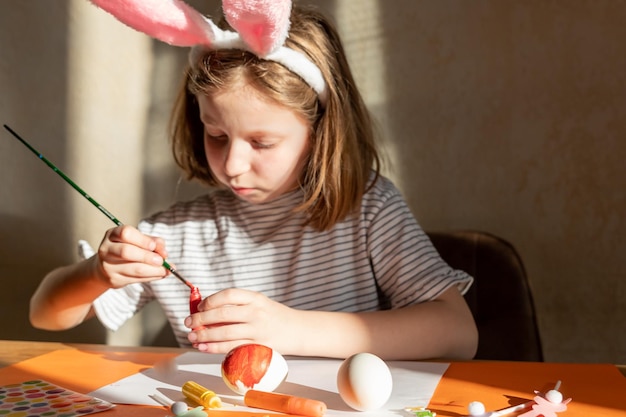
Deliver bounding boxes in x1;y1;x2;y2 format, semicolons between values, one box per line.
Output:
89;0;216;47
222;0;292;56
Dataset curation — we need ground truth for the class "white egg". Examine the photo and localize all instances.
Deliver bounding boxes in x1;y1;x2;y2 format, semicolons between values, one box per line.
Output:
336;352;393;411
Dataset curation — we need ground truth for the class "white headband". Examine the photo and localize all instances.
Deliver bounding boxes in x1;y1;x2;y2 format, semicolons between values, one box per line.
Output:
90;0;328;104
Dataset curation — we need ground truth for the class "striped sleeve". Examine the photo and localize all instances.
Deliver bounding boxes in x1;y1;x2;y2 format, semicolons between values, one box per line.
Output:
92;283;153;332
365;179;473;308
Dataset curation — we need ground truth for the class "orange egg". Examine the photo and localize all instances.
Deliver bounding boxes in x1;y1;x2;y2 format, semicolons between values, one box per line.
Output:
221;343;288;395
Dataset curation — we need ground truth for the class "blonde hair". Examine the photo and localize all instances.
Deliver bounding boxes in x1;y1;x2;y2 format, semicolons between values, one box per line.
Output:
170;6;380;231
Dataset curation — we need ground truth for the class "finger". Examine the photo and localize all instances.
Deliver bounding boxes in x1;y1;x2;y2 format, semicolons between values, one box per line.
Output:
107;243;164;267
110;225;159;252
184;305;235;330
119;261;170;278
149;236;169;260
96;259;168;288
187;322;252;349
101;257;169;279
200;288;256;310
194;339;253;354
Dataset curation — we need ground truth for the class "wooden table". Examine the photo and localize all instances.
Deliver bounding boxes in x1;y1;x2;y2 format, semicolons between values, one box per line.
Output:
2;339;623;375
0;339;183;367
0;339;624;417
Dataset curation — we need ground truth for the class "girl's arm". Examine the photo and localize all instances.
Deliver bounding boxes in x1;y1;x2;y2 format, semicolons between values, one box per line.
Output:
30;225;170;331
290;286;478;360
29;257;110;330
186;285;478;360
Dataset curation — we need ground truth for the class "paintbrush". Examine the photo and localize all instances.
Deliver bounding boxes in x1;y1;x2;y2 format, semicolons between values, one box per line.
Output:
3;123;195;291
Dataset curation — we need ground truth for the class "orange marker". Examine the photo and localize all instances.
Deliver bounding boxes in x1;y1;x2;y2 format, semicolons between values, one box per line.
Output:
196;411;304;417
244;390;326;417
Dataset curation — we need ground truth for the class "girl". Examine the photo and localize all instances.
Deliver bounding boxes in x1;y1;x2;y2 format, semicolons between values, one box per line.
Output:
30;0;477;360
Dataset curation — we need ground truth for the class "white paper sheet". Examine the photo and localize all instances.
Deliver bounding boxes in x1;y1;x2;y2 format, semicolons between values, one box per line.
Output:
89;352;448;416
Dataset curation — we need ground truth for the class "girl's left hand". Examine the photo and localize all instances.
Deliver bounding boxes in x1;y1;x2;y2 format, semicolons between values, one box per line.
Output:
184;288;301;354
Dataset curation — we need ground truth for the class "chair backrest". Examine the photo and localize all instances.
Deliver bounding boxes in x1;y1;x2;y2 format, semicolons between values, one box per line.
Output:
427;230;543;361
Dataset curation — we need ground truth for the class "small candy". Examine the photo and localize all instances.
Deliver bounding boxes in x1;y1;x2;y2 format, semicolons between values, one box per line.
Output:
404;406;437;417
178;406;208;417
545;389;563;404
171;401;189;415
468;401;486;416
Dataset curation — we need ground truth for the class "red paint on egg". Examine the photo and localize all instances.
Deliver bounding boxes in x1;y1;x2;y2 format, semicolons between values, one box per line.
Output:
222;343;273;389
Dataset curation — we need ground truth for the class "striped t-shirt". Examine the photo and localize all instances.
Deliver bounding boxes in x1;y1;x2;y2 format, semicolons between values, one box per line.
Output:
93;175;472;347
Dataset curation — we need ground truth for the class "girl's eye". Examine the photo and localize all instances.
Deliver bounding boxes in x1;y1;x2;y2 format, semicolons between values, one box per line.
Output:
206;132;228;142
252;141;274;149
250;137;276;149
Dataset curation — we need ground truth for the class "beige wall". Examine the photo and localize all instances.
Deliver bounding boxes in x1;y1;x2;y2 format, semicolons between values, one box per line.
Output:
0;1;624;363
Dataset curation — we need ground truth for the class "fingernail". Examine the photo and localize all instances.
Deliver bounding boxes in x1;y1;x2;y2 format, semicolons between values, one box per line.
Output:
184;317;192;328
188;331;197;342
152;255;162;265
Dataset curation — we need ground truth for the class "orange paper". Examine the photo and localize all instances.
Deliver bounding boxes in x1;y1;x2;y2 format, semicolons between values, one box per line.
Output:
428;361;626;417
0;348;177;416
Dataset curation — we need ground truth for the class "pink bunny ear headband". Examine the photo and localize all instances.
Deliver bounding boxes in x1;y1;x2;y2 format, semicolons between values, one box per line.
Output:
89;0;328;104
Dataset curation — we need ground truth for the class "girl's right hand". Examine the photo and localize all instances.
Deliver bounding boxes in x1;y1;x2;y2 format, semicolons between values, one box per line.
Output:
94;225;170;288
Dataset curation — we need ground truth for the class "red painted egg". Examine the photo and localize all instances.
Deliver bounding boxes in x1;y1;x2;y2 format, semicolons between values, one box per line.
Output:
221;343;288;395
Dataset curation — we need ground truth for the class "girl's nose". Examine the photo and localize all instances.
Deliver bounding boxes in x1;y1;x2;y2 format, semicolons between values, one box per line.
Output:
223;139;251;177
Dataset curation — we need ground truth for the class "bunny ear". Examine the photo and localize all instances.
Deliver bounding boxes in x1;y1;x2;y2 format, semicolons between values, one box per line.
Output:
90;0;327;104
222;0;292;56
89;0;215;47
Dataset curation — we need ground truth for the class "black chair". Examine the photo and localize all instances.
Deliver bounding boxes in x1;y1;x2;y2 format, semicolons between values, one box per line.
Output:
427;230;543;361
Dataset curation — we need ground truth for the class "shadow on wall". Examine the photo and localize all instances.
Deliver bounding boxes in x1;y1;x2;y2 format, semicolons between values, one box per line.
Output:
0;214;107;343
